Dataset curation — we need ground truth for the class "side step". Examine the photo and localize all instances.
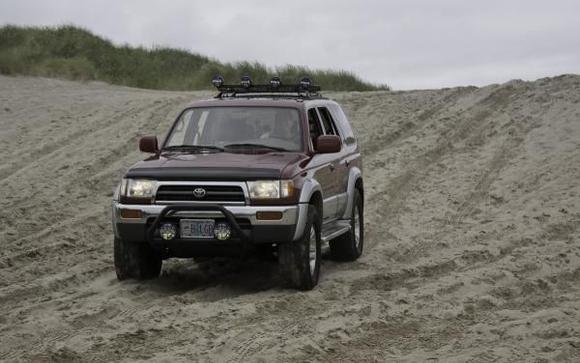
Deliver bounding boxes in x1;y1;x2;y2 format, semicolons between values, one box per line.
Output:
321;220;351;243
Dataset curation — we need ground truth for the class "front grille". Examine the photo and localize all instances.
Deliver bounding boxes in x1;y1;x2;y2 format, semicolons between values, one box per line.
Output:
155;185;245;203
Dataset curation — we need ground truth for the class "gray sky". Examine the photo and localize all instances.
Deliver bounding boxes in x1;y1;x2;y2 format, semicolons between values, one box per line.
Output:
1;0;579;89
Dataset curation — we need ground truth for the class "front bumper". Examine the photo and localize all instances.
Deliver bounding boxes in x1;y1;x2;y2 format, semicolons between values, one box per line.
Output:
112;201;308;247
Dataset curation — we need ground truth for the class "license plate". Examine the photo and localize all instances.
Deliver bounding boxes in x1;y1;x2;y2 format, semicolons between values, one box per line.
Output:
180;219;215;239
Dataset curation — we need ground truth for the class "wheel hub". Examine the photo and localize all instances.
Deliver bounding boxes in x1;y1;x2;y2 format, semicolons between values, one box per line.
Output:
354;206;361;249
308;226;317;277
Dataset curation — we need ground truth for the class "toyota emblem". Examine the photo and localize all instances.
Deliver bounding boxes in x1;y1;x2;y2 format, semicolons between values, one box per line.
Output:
193;187;206;198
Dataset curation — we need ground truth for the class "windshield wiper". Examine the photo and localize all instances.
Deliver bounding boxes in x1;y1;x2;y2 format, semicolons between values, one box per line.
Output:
224;143;289;152
162;145;224;152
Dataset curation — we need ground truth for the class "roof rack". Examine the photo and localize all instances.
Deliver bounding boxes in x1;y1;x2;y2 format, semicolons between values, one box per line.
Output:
212;75;323;99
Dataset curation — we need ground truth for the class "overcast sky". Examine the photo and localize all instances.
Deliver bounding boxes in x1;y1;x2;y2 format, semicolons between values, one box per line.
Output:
1;0;579;89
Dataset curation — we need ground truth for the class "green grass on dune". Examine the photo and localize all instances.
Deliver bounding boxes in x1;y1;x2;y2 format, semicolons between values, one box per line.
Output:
0;25;389;91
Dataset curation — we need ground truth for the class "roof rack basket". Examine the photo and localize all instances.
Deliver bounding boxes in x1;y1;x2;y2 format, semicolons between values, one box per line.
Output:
212;76;322;99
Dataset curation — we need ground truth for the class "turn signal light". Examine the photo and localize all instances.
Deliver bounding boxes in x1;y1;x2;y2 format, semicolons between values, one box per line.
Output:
256;211;283;220
120;209;143;219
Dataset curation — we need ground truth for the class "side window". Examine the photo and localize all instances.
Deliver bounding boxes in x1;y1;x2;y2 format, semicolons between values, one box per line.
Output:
328;104;356;145
318;107;338;135
307;108;323;144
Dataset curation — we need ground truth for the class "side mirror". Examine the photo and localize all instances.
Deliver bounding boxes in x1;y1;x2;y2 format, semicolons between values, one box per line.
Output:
139;136;159;153
315;135;341;153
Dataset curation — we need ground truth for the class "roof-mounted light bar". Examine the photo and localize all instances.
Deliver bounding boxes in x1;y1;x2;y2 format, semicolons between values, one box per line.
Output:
211;75;224;88
240;75;252;89
299;77;312;90
270;76;281;88
211;75;321;99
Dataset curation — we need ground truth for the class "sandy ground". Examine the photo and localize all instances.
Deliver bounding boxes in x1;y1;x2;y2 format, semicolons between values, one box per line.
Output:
0;74;579;362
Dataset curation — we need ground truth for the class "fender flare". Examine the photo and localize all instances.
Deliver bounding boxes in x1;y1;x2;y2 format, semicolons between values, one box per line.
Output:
298;178;322;204
340;166;362;220
292;179;323;241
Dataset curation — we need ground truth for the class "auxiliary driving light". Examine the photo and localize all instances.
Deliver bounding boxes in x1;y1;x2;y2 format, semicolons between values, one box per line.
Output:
159;223;177;241
240;75;252;88
214;222;231;241
212;75;224;88
270;76;281;88
299;77;312;90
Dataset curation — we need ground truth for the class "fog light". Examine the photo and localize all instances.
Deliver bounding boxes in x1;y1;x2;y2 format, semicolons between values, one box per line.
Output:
214;222;231;241
159;223;177;240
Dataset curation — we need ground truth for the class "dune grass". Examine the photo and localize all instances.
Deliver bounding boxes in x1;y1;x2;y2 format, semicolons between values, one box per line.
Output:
0;25;388;91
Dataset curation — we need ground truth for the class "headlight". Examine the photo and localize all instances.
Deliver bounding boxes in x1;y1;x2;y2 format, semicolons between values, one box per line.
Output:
127;179;157;197
248;180;294;199
122;179;157;199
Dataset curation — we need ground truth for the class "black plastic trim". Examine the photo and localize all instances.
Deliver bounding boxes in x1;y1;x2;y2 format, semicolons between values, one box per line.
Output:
125;167;280;181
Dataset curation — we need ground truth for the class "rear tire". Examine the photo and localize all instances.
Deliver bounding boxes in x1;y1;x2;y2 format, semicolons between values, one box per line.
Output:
114;237;162;280
278;206;321;290
330;189;364;261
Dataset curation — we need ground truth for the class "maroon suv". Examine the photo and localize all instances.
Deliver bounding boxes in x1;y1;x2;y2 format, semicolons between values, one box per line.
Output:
112;77;364;290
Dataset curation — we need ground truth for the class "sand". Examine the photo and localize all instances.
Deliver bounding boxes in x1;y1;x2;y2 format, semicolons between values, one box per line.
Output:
0;74;579;362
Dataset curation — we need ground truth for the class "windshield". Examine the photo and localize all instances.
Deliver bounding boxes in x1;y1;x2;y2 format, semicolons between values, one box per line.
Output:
164;107;303;152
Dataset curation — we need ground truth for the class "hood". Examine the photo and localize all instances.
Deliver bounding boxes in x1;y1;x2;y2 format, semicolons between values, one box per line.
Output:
124;151;308;181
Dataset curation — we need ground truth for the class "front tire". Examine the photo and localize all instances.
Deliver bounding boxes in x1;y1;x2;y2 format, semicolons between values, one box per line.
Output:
114;237;162;280
278;206;321;290
330;189;364;261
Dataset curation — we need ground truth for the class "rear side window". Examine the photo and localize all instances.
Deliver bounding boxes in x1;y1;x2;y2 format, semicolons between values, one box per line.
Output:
308;108;323;142
328;104;356;145
318;107;338;135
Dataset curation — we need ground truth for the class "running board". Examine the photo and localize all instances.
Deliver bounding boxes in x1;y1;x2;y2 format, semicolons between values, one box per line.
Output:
321;220;351;243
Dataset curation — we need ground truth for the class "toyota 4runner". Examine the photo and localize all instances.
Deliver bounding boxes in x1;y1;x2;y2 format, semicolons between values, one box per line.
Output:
112;76;364;290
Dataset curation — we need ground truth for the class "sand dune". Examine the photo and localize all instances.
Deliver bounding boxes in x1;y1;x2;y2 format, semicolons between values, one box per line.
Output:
0;74;579;362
